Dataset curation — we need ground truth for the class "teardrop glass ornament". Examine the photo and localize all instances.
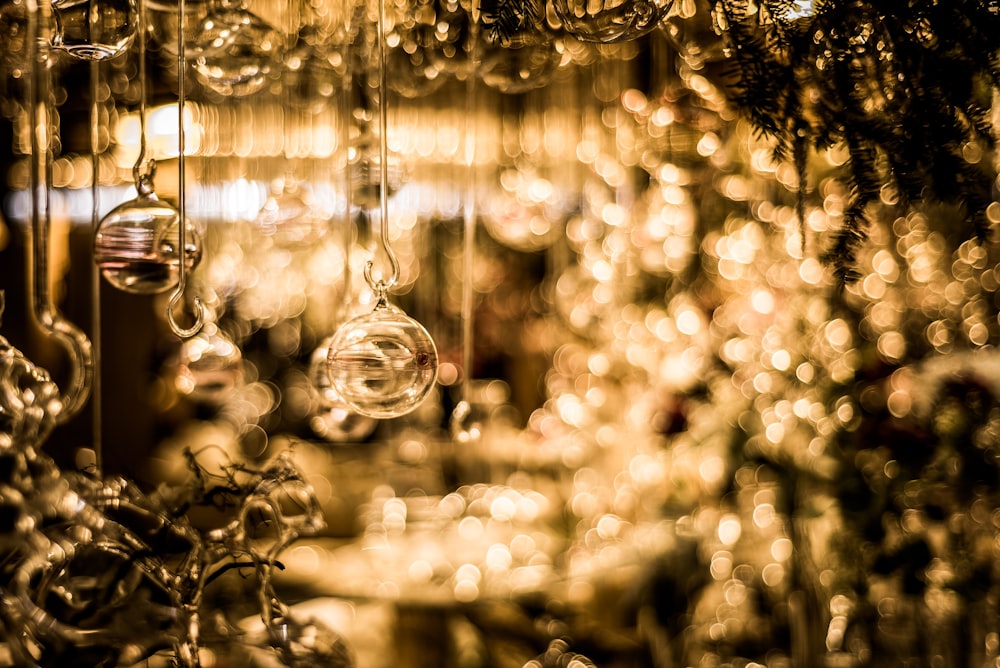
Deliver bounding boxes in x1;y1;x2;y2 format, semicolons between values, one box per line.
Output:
326;301;438;420
190;2;284;97
94;177;203;294
50;0;138;60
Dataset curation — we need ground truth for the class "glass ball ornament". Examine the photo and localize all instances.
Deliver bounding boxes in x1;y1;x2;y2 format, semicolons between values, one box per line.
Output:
284;33;347;114
357;0;450;101
478;31;562;94
660;0;731;73
326;301;438;419
252;182;329;248
551;0;672;43
50;0;137;60
175;321;244;404
94;178;203;295
308;341;377;442
190;3;283;97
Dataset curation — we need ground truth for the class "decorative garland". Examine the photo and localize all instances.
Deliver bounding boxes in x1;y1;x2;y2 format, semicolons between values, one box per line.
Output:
482;0;1000;282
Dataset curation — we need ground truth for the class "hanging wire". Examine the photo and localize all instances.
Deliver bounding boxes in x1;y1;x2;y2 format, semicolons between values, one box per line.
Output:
460;22;480;408
167;0;205;338
362;0;400;297
26;0;95;424
132;0;155;193
89;58;103;467
448;21;483;448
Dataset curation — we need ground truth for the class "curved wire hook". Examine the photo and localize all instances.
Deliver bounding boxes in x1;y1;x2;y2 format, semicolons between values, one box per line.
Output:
26;0;94;423
166;0;205;339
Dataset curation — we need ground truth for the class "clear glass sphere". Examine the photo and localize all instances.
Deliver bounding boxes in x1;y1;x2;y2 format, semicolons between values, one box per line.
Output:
253;185;329;247
50;0;137;60
308;341;378;442
284;35;347;113
551;0;671;43
478;31;561;94
326;304;438;419
94;189;202;295
191;5;283;97
660;0;729;71
175;322;244;404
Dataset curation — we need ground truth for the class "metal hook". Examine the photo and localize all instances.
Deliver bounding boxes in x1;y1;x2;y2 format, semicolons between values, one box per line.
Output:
166;0;205;339
167;292;205;338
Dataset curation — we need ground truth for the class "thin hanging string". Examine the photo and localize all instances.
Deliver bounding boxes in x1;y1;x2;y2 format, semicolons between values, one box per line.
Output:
26;0;94;424
89;58;103;470
362;0;400;298
448;21;482;449
167;0;205;338
460;23;480;408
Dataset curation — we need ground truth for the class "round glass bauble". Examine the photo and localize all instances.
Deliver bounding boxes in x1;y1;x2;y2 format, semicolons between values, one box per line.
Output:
478;31;561;94
94;191;202;294
175;322;244;404
50;0;137;60
326;304;438;419
253;186;328;247
551;0;671;43
191;6;283;97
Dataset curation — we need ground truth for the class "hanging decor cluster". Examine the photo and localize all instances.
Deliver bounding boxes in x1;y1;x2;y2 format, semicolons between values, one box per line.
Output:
487;0;1000;282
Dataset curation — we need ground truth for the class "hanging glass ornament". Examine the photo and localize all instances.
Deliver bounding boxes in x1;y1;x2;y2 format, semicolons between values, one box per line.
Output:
660;0;730;72
284;29;347;114
94;2;202;295
94;166;203;294
550;0;671;43
357;0;450;100
308;339;378;441
50;0;138;60
326;0;438;420
327;291;438;419
190;0;283;97
175;318;244;404
252;179;329;247
478;30;561;94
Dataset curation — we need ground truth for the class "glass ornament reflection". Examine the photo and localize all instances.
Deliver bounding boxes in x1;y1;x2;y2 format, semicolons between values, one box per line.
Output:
94;172;202;295
50;0;137;60
308;340;378;442
326;299;438;420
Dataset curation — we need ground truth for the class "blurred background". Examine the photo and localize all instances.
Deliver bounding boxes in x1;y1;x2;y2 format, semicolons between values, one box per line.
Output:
2;0;1000;665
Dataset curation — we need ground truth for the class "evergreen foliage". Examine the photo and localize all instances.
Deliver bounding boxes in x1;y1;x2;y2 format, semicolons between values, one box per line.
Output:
483;0;1000;282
